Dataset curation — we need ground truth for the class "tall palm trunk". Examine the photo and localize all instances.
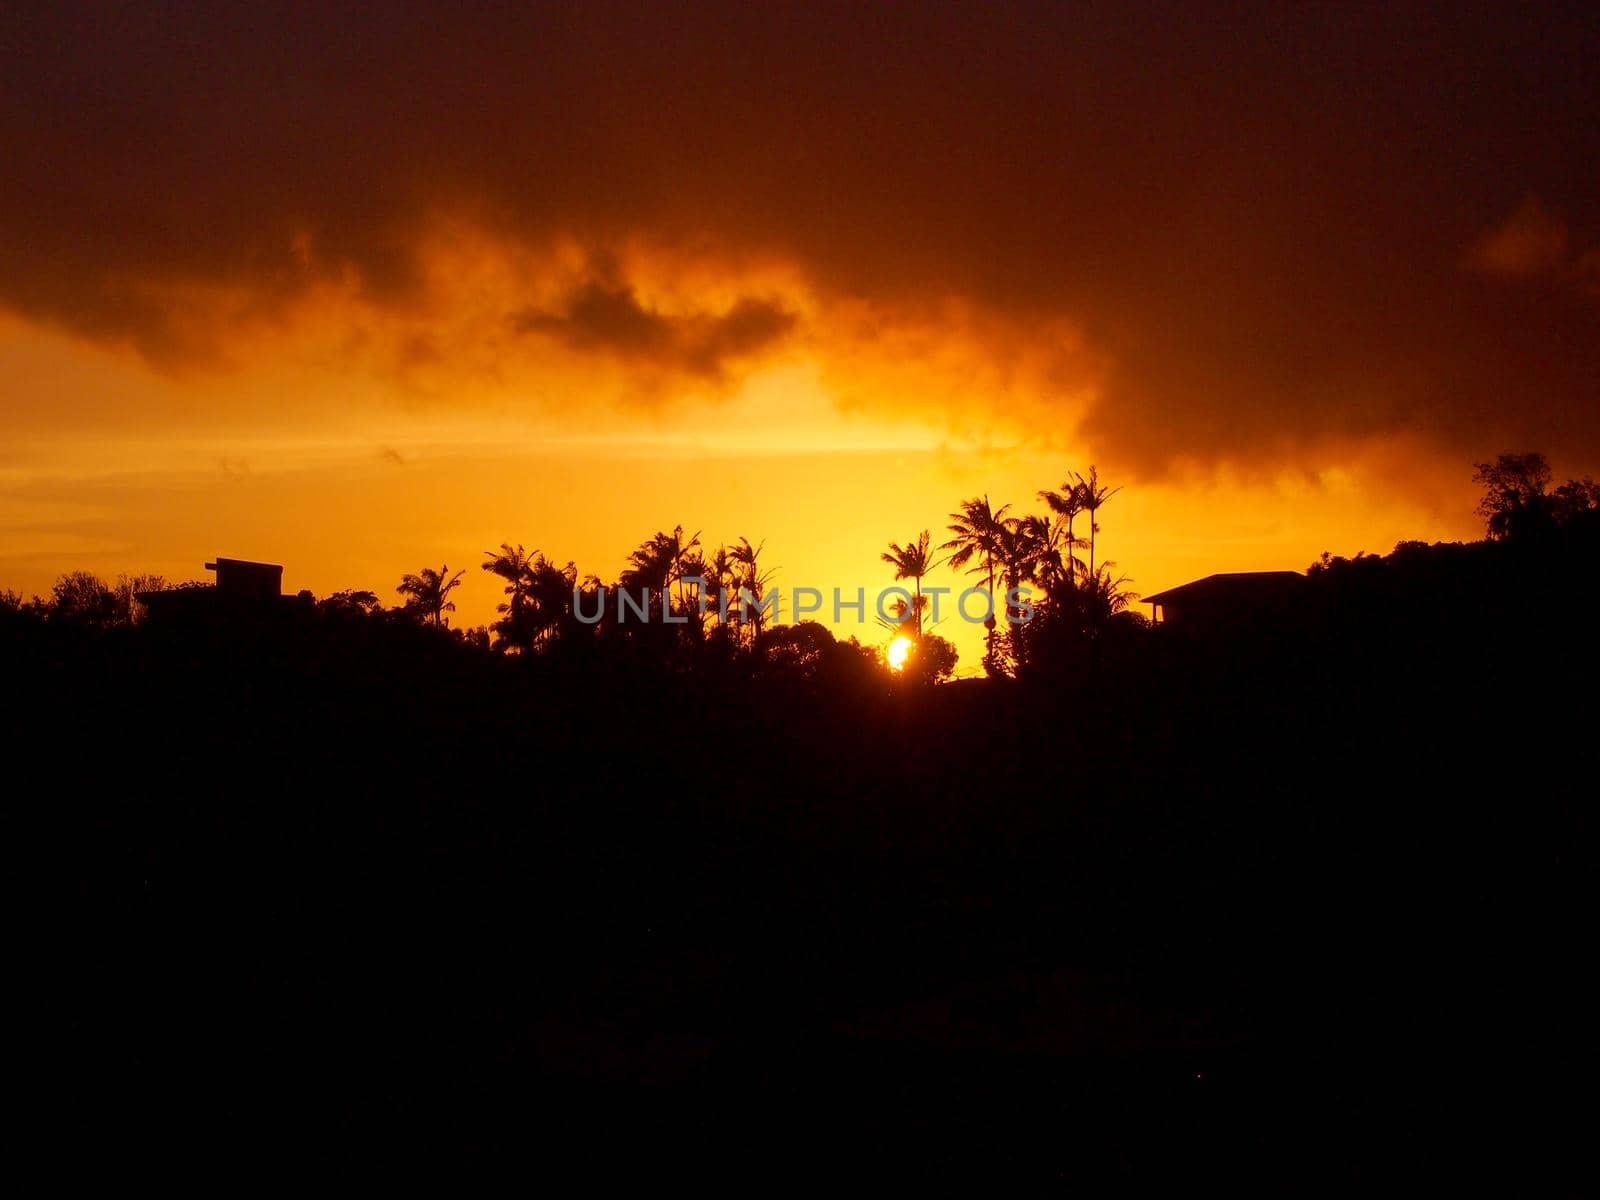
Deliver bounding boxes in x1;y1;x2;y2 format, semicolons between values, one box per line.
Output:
1005;565;1027;673
984;555;998;667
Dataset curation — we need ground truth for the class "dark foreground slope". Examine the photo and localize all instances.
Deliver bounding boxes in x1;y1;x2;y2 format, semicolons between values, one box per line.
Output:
18;529;1594;1183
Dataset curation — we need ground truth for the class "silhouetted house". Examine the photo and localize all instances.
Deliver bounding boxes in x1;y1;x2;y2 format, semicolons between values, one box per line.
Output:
136;556;288;623
1144;571;1305;628
205;557;283;599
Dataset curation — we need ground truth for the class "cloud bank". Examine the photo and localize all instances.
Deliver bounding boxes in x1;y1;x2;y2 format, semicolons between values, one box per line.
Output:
2;2;1597;474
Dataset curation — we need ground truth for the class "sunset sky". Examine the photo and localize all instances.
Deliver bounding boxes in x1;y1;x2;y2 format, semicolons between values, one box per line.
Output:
3;3;1596;671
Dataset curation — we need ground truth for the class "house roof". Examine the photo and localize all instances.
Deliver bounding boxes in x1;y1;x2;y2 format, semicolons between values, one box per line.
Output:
1142;571;1305;607
205;557;283;575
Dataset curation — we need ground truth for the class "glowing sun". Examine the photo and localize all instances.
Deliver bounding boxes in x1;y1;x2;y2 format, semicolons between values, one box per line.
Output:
887;636;912;671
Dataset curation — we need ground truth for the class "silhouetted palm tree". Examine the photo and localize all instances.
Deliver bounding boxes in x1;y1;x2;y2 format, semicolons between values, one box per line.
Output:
623;533;673;604
704;544;738;630
881;530;939;637
397;564;465;627
942;495;1010;673
993;516;1044;673
1077;562;1136;629
526;557;577;644
729;536;773;645
1038;483;1087;585
666;525;702;611
1016;513;1072;597
482;543;538;647
624;525;702;616
1071;466;1121;578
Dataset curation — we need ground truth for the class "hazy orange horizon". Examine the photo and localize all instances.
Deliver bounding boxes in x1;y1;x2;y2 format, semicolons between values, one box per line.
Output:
1;309;1492;675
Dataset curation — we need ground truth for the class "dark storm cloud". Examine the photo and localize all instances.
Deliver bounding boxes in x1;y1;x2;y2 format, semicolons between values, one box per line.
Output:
512;270;797;381
553;287;795;381
1;2;1596;470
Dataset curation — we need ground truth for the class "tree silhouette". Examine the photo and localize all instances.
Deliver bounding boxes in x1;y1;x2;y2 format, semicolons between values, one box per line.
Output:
526;557;578;645
482;542;535;599
1076;562;1137;629
700;544;740;638
991;516;1048;674
1552;478;1600;525
1473;453;1552;540
623;526;701;614
1471;453;1600;540
1037;483;1087;586
942;496;1010;675
1014;514;1069;595
619;532;672;635
397;564;465;627
482;543;539;649
1070;465;1120;578
753;620;836;680
729;536;773;645
881;531;938;637
319;589;382;617
49;570;119;627
666;525;703;612
480;544;577;652
901;630;959;684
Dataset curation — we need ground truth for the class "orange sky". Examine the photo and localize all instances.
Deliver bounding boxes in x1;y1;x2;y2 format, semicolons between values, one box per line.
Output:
2;5;1593;673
